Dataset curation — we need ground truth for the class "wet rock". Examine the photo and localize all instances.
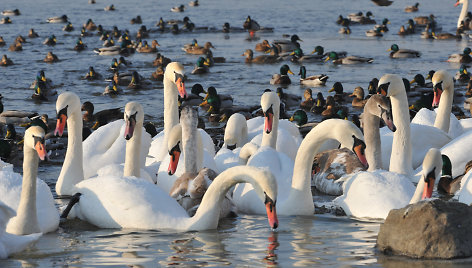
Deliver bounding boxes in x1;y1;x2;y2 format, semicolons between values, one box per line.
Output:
376;199;472;259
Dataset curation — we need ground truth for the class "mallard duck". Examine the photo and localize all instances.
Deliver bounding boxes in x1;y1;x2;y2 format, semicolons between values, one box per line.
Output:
272;34;302;53
1;9;20;16
349;87;368;108
31;75;57;101
398;25;408;36
0;17;12;24
410;73;432;89
300;88;314;110
432;30;462;40
372;0;393;7
0;36;5;46
289;109;309;127
242;48;281;64
299;66;328;86
150;66;164;81
81;101;123;129
63;22;74;32
110;71;133;86
325;51;373;64
156;17;166;31
321;96;338;118
104;4;115;11
136;40;159;53
311;92;326;114
290;48;323;63
199;86;233;113
437;155;467;196
171;4;185;12
74;38;86;51
368;77;379;95
15;35;25;44
405;2;419;12
414;14;435;27
375;18;390;32
28;28;39;38
329;82;349;104
130;15;142;25
421;24;433;39
103;81;119;95
255;40;270;52
109;58;120;72
336;15;351;26
102;37;115;47
204;50;225;67
388;44;421;58
0;55;13;66
128;71;147;89
276;87;301;108
83;66;101;81
153;53;171;67
84;19;97;31
8;41;21;51
185;41;214;55
191;57;209;74
189;0;199;6
349;11;376;24
93;44;130;56
339;26;351;34
455;64;470;83
365;27;383;37
43;35;56;46
43;51;58;63
270;64;294;85
47;15;68;23
181;83;206;106
243;16;261;33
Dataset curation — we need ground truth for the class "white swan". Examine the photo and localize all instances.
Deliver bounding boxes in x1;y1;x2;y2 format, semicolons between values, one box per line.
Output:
214;113;248;172
55;92;152;196
0;201;41;259
456;0;469;29
335;148;442;219
233;118;368;216
378;74;451;175
0;126;58;235
156;106;218;194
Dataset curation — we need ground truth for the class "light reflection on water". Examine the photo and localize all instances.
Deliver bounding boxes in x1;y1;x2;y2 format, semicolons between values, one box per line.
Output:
2;0;472;266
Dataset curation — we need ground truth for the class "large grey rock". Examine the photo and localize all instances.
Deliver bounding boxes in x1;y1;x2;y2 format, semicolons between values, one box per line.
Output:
376;199;472;259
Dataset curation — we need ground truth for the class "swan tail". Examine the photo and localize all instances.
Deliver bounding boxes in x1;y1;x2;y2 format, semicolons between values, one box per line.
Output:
60;193;82;219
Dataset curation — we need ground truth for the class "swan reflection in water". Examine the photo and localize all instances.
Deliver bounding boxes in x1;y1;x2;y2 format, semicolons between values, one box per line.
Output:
263;231;280;266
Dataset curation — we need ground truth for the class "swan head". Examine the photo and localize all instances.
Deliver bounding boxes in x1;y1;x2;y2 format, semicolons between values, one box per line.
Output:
364;94;396;132
421;148;442;199
377;74;405;97
431;70;453;108
55;92;81;137
455;0;465;7
164;62;187;99
329;119;369;168
167;124;182;175
261;91;280;134
124;101;144;140
25;125;48;161
224;113;247;149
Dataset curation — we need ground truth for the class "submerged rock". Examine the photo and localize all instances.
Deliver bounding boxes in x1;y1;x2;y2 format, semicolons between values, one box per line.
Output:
376;199;472;259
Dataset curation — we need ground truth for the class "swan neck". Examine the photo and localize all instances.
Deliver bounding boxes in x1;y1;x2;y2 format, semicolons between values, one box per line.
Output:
409;177;425;204
124;122;143;177
458;0;469;28
181;115;199;174
363;112;382;171
163;77;179;159
56;110;84;196
13;145;40;235
433;84;453;133
389;93;413;176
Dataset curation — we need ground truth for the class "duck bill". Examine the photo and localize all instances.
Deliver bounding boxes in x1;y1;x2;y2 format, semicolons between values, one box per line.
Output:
35;140;48;161
55;114;67;137
167;150;180;175
176;77;187;99
354;145;369;169
124;117;136;140
287;70;294;75
432;87;442;108
265;201;279;230
422;176;435;200
264;111;274;134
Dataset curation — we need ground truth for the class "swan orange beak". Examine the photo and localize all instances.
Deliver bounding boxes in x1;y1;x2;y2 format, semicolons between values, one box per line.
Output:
353;144;369;169
124;116;136;140
422;169;436;200
176;77;187;99
35;138;48;161
168;143;181;175
264;108;274;134
55;114;67;137
264;195;278;230
432;84;443;108
455;0;461;7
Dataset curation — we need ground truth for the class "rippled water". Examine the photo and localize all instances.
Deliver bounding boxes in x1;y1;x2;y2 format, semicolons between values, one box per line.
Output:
2;0;472;266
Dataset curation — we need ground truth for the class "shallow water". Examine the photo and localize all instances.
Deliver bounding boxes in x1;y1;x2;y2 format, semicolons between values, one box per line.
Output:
2;0;472;266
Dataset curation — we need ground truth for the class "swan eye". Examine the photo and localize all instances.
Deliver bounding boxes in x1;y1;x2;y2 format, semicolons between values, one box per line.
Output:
57;105;68;118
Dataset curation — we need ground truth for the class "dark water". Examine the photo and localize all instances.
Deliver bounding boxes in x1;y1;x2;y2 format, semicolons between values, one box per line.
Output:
2;0;472;266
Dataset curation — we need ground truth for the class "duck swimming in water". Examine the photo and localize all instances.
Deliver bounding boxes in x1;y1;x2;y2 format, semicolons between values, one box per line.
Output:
270;64;294;85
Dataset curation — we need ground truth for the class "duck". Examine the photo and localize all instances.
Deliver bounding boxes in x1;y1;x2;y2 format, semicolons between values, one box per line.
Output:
290;48;323;63
243;15;261;33
8;42;21;52
185;42;214;55
136;40;159;53
104;4;115;11
437;154;465;196
255;40;271;52
410;73;432;89
81;101;123;130
130;15;142;25
300;89;315;110
349;11;376;24
275;88;300;108
127;71;149;90
62;22;73;32
0;126;59;235
103;81;120;96
375;18;390;32
0;55;13;66
310;45;347;58
0;200;41;259
0;36;5;47
371;0;393;6
329;82;349;104
171;4;185;12
0;17;12;24
405;2;420;12
102;37;115;47
43;51;58;63
43;35;56;46
83;19;97;31
47;15;68;23
150;66;164;81
270;64;294;85
432;30;462;40
189;0;199;6
28;28;39;38
199;86;233;113
311;92;327;114
325;51;373;64
93;44;131;56
83;66;101;81
234;115;367;216
349;87;368;108
365;27;383;37
334;148;442;219
388;44;421;58
1;9;20;16
272;34;302;54
339;26;351;34
448;47;472;63
456;64;470;84
242;48;281;64
74;38;86;51
191;57;209;75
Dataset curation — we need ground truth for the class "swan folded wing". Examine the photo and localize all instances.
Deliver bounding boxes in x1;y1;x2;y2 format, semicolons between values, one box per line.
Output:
0;232;42;259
